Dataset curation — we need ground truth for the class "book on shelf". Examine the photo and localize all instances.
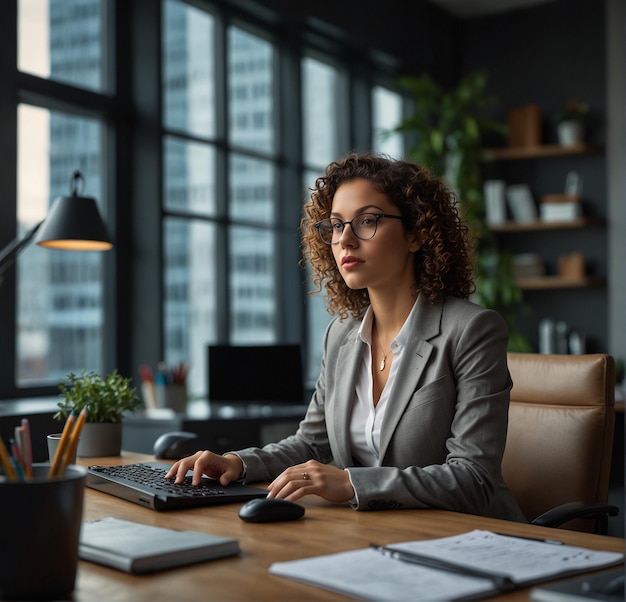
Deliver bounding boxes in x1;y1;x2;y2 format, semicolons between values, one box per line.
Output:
79;517;240;574
512;253;545;278
506;184;538;223
483;179;507;225
269;530;623;602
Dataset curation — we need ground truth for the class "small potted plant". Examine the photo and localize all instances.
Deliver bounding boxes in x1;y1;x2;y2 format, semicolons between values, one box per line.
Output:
553;100;589;146
54;370;142;457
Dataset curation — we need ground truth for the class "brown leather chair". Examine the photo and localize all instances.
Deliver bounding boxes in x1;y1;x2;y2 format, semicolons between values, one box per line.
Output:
502;352;619;534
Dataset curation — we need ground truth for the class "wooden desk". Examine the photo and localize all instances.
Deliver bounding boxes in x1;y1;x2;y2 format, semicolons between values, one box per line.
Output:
75;452;623;601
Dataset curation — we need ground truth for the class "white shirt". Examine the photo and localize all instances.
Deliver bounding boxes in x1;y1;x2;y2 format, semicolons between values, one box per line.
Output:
349;300;417;467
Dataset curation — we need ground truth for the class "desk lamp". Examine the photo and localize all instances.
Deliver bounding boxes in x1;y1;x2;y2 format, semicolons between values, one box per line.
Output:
0;170;112;282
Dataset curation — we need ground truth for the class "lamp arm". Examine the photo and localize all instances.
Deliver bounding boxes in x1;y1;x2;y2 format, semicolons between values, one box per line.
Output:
0;220;45;280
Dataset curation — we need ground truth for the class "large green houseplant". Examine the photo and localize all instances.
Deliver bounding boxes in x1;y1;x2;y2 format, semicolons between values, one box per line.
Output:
391;71;531;351
55;370;141;457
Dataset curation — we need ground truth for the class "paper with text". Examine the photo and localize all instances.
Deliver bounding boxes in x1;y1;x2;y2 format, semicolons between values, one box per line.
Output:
269;530;623;602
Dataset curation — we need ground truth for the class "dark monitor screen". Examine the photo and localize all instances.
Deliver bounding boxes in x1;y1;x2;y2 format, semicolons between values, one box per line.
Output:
208;344;304;403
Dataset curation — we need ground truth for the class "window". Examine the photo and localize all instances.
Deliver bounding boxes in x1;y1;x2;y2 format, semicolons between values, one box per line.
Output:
302;57;340;167
162;7;404;396
17;106;105;385
227;29;277;344
162;3;280;397
228;28;274;152
372;85;404;157
301;56;342;383
18;0;108;94
163;0;214;138
2;0;405;401
228;155;277;344
8;0;112;394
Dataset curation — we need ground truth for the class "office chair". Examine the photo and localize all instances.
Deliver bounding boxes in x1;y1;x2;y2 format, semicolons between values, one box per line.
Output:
502;352;619;534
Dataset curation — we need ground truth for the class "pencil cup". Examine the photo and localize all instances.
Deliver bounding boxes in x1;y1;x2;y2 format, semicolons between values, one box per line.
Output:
0;464;86;600
48;432;78;465
156;383;187;413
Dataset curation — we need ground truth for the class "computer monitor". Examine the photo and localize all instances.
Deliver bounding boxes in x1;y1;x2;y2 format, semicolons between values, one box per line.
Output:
207;344;304;404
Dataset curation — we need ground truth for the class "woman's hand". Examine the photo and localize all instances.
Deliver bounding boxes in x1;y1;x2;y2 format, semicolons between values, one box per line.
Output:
164;451;244;486
267;460;355;504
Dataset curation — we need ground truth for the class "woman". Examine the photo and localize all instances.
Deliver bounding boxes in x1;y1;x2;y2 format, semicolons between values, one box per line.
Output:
166;152;526;521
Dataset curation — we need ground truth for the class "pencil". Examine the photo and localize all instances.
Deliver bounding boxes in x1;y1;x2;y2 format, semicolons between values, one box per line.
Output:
21;419;33;478
14;426;29;479
0;436;17;481
10;455;25;481
59;407;88;476
10;438;24;474
48;411;76;478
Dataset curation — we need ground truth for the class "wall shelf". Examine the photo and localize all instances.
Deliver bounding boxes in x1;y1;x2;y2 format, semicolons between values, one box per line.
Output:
482;143;602;161
490;217;604;232
516;276;605;290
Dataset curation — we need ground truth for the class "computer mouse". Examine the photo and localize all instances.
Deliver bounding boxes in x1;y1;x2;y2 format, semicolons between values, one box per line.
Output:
238;497;305;523
153;431;200;460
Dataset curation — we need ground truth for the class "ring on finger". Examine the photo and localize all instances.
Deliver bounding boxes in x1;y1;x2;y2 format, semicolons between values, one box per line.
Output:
302;472;310;480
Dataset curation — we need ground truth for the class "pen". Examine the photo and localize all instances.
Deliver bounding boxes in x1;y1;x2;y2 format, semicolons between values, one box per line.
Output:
10;438;24;473
155;361;168;385
139;364;154;383
494;532;564;545
369;543;516;593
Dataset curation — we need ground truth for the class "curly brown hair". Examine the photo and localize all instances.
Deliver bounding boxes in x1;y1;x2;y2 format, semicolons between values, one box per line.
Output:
300;152;476;320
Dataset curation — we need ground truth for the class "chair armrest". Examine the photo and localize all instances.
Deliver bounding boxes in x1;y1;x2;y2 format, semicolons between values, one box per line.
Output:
532;501;620;535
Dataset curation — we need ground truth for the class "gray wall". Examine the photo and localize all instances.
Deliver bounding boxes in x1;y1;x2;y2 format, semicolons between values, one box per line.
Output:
607;0;626;366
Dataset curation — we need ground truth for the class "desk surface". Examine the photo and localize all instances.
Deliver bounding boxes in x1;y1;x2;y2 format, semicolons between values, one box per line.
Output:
75;452;623;601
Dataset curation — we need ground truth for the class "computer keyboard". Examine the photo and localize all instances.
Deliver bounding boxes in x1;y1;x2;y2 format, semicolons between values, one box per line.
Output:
88;463;227;498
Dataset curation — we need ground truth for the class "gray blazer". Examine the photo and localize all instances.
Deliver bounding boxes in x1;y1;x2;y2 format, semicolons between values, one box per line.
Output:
236;296;527;522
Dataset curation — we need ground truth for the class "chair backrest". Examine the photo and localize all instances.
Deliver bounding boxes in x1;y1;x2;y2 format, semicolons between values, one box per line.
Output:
502;352;615;531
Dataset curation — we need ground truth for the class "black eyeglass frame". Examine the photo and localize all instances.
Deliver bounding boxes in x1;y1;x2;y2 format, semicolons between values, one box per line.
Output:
314;213;403;245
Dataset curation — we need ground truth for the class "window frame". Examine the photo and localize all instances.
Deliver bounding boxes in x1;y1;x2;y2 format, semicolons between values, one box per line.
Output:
0;0;405;400
0;0;122;399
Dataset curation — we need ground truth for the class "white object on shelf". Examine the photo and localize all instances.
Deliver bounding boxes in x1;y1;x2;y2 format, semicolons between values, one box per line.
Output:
483;179;506;225
540;202;581;222
539;318;556;354
557;120;584;146
569;331;586;355
564;171;582;195
506;184;537;223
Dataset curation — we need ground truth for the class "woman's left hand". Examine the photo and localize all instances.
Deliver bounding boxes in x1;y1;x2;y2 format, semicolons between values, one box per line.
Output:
267;460;355;503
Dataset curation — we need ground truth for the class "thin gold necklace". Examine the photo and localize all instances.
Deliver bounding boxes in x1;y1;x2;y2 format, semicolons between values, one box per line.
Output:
378;347;392;371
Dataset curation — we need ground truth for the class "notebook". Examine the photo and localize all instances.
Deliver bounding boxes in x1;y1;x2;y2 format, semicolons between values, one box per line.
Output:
86;461;267;510
269;530;624;602
208;344;304;404
80;517;240;573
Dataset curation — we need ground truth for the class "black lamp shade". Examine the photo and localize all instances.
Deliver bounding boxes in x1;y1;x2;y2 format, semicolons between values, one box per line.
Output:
34;193;113;251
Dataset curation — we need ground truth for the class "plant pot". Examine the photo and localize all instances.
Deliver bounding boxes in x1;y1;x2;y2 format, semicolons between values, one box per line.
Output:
557;120;584;146
77;422;123;457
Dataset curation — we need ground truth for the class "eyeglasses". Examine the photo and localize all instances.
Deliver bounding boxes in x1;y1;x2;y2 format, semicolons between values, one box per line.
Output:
315;213;403;245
